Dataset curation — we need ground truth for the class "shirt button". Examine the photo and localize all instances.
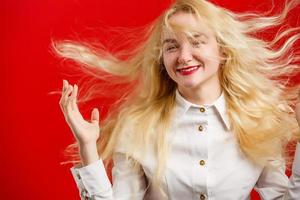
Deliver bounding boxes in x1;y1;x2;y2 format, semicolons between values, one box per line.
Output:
199;107;205;113
198;125;204;132
199;160;206;166
200;193;207;200
81;189;89;198
76;172;81;180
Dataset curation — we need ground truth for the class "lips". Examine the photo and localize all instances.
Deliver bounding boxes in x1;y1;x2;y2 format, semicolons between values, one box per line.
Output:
176;64;203;76
177;65;199;72
177;63;203;71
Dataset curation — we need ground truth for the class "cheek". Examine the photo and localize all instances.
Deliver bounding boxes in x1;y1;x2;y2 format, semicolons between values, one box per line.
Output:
163;54;176;71
162;56;177;80
203;48;222;64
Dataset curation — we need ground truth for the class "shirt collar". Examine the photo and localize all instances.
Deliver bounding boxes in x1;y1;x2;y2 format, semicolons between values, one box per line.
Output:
175;90;230;130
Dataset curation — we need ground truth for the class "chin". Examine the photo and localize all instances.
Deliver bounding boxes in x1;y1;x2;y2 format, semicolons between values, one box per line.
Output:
180;81;201;89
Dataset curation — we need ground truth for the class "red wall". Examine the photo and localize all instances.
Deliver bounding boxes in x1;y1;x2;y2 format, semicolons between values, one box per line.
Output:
1;0;299;199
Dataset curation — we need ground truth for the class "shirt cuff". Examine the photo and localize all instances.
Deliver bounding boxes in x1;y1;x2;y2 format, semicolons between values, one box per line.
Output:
70;159;112;197
292;142;300;176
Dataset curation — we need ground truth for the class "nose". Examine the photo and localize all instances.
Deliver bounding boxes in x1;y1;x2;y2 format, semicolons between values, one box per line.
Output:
177;44;193;65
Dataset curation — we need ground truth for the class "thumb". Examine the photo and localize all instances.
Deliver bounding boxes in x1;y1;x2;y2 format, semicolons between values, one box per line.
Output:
91;108;100;123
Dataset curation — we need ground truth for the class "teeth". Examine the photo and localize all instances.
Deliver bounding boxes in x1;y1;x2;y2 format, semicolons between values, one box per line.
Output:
180;66;199;72
182;67;197;71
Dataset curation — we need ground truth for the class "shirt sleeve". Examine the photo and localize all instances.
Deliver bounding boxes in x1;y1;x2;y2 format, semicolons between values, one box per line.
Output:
254;142;300;200
70;153;147;200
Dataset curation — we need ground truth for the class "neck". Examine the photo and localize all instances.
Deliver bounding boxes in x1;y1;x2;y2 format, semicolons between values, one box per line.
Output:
178;82;222;106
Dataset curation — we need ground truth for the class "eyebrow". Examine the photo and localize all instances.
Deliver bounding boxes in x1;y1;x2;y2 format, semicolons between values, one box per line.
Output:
162;33;208;45
162;38;177;45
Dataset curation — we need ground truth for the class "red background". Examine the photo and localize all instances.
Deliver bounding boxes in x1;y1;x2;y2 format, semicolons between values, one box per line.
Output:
1;0;299;199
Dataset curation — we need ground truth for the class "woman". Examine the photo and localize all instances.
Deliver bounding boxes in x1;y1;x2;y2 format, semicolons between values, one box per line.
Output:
55;0;300;199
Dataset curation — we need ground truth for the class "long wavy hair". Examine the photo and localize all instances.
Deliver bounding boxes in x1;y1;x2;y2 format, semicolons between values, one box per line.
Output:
53;0;300;192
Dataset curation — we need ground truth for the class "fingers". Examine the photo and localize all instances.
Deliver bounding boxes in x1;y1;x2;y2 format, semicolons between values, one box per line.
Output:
59;80;78;115
59;80;70;111
59;80;67;108
64;85;73;111
70;84;79;111
91;108;100;124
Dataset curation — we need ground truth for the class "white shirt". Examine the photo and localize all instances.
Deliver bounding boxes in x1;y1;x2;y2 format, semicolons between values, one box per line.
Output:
70;91;300;200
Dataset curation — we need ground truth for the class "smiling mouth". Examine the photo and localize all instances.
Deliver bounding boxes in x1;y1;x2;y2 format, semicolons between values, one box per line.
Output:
176;64;203;72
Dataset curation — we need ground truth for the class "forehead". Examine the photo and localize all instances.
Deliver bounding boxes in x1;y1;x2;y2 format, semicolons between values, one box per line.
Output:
168;12;200;26
161;12;213;40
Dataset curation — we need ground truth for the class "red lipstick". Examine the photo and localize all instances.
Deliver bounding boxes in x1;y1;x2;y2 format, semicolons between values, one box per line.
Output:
177;65;200;76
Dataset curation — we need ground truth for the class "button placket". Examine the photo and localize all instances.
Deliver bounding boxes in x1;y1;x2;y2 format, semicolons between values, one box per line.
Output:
194;106;209;198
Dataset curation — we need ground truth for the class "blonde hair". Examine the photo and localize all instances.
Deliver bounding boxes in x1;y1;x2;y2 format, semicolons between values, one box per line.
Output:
53;0;300;194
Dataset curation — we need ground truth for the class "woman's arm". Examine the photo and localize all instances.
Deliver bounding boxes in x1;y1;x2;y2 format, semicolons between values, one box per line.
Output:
254;90;300;199
70;154;147;200
59;80;101;159
60;80;147;199
254;144;300;199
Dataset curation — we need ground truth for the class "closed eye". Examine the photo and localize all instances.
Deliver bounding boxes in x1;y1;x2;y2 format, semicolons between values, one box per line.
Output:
165;44;179;52
190;39;207;47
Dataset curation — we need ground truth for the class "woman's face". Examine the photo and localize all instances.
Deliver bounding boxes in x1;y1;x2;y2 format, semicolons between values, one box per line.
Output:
162;12;223;91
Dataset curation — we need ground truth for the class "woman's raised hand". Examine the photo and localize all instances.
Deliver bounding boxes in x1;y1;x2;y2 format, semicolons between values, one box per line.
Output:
59;80;100;165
